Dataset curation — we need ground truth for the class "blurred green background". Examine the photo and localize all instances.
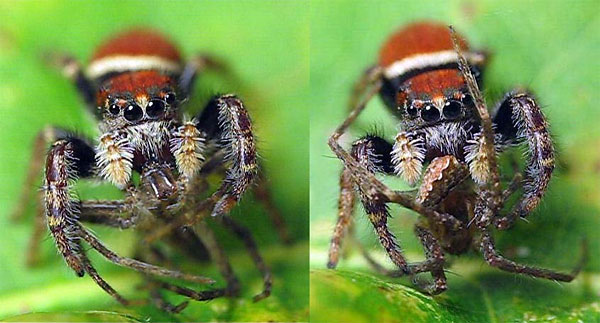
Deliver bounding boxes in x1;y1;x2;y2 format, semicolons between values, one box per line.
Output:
0;0;308;322
310;0;599;322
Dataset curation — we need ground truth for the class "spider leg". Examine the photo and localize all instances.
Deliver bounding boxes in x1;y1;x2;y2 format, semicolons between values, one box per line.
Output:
133;227;225;313
44;52;96;109
349;221;448;295
492;91;555;229
196;94;258;217
338;136;465;293
79;200;140;229
327;167;356;269
145;93;260;242
148;288;189;314
392;156;468;293
327;129;425;269
194;221;241;297
328;85;465;243
152;280;227;302
410;225;447;295
450;27;587;285
133;249;189;313
479;229;587;281
450;26;500;191
78;251;144;306
42;131;96;276
77;224;216;284
346;135;411;272
218;215;272;302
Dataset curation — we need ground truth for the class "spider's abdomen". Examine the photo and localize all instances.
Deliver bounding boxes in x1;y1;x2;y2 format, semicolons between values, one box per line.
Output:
86;29;183;81
378;22;470;69
378;22;486;110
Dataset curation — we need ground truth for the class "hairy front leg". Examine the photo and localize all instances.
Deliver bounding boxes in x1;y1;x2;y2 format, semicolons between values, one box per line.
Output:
491;91;555;229
197;94;258;216
43;133;96;276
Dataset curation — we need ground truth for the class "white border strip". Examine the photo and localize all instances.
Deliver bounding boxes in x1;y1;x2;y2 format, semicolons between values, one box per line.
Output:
86;55;181;79
383;50;486;79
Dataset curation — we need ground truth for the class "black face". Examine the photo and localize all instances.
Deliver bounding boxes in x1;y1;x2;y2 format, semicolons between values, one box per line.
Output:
399;91;473;129
102;89;177;128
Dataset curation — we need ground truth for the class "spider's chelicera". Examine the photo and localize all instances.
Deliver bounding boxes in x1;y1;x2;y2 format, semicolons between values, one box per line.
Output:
327;22;586;294
13;29;286;312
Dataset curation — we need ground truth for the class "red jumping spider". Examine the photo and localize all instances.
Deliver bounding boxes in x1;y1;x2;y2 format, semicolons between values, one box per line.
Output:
327;22;586;294
12;29;287;312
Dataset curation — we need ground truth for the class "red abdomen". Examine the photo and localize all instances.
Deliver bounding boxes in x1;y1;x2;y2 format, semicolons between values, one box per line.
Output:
86;29;183;80
378;21;470;68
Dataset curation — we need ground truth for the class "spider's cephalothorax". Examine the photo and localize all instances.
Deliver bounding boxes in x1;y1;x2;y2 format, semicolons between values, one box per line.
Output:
13;29;278;312
327;22;585;295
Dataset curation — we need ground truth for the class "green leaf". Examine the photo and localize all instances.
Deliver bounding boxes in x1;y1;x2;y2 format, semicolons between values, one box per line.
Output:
3;311;145;323
310;269;473;322
310;0;600;321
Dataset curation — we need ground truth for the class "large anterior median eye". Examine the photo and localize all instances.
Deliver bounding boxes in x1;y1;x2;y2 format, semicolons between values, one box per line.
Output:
405;104;418;118
124;104;143;121
443;100;462;119
108;104;120;115
147;99;165;118
421;105;440;122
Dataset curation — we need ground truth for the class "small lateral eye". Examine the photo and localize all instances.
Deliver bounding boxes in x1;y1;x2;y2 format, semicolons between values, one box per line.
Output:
443;100;462;119
124;104;143;121
421;105;440;122
108;104;120;115
147;99;165;118
164;92;176;105
405;104;418;117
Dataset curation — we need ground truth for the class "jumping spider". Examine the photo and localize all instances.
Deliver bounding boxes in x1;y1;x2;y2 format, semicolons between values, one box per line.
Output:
327;22;586;294
12;28;288;312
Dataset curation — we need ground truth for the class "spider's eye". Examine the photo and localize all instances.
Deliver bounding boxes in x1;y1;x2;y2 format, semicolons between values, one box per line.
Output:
405;104;418;118
108;104;120;115
443;100;462;119
164;92;176;105
421;105;440;122
124;104;143;121
147;99;165;118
